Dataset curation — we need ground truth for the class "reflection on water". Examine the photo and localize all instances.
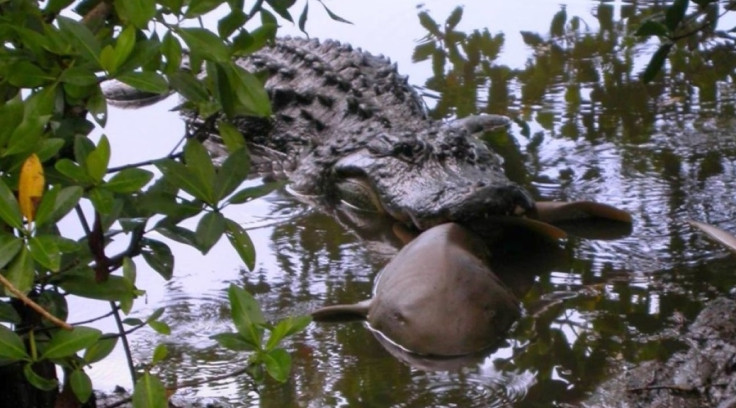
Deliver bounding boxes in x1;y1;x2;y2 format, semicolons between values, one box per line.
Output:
84;1;736;406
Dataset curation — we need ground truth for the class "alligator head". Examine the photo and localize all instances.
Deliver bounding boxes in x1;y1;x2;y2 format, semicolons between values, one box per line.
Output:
288;120;536;233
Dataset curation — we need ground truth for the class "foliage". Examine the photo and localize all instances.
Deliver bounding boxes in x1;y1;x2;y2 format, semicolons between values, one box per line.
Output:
0;0;341;406
634;0;730;82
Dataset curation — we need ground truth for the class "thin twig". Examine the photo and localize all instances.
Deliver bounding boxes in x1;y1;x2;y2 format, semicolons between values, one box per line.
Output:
110;301;138;387
107;152;182;174
0;274;72;330
69;310;116;326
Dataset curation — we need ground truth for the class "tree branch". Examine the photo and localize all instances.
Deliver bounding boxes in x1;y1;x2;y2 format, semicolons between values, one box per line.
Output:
0;275;73;330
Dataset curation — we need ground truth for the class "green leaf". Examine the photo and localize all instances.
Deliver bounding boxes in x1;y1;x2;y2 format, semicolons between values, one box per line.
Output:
262;348;291;382
550;8;567;36
636;20;669;37
227;284;264;347
83;336;118;364
233;23;277;55
195;211;225;254
156;159;210;202
226;181;284;205
212;62;236;118
161;32;183;74
60;67;98;86
146;308;166;323
445;6;463;30
178;28;230;62
58;266;137;302
298;2;308;33
123;257;137;285
265;0;294;22
70;369;93;403
0;234;23;269
117;71;169;94
41;327;101;360
210;332;257;351
217;121;245;152
24;363;58;391
123;318;144;326
418;11;440;36
7;61;54;87
37;138;65;163
45;0;75;14
29;236;61;272
224;219;255;270
0;99;24;148
0;178;23;230
141;238;174;280
317;0;352;24
132;372;168;408
642;43;672;83
122;0;157;29
265;315;311;351
151;343;168;364
154;223;199;247
186;0;224;18
34;186;83;228
214;148;250;201
86;136;110;183
228;63;272;117
218;9;249;38
57;16;101;66
25;84;58;119
105;168;153;193
113;25;137;73
184;140;216;203
148;320;171;335
6;115;48;157
0;301;21;324
117;37;162;74
0;325;29;361
55;159;89;183
412;41;437;63
88;187;115;214
167;71;209;103
5;246;34;297
666;0;690;31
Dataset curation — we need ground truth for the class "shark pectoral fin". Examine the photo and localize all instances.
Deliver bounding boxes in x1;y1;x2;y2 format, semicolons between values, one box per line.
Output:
535;201;633;224
311;300;372;322
689;220;736;254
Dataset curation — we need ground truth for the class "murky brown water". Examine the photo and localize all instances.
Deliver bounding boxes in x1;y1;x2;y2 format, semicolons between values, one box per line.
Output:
78;1;736;406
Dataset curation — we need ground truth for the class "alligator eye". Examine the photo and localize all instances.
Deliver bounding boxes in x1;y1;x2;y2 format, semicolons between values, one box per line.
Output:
397;142;413;158
393;141;424;162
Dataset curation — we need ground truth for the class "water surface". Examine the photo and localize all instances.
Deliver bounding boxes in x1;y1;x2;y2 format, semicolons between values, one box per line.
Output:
79;1;736;406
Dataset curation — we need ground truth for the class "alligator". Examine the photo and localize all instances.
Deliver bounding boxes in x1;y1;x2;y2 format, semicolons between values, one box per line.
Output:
185;37;539;233
108;37;630;236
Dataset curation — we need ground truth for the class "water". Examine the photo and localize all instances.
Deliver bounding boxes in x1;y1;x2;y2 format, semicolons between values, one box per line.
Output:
76;1;736;406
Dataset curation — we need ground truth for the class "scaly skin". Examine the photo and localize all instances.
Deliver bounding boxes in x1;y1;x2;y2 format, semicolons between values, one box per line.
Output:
188;37;534;232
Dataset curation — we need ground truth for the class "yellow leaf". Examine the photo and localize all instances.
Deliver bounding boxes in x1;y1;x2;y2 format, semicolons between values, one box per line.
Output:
19;153;44;223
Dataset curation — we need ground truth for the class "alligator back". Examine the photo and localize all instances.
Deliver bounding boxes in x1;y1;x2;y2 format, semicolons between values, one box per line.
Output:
197;38;430;178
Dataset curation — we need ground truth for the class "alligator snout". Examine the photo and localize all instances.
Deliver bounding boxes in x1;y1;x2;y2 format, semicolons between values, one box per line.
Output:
450;183;537;221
